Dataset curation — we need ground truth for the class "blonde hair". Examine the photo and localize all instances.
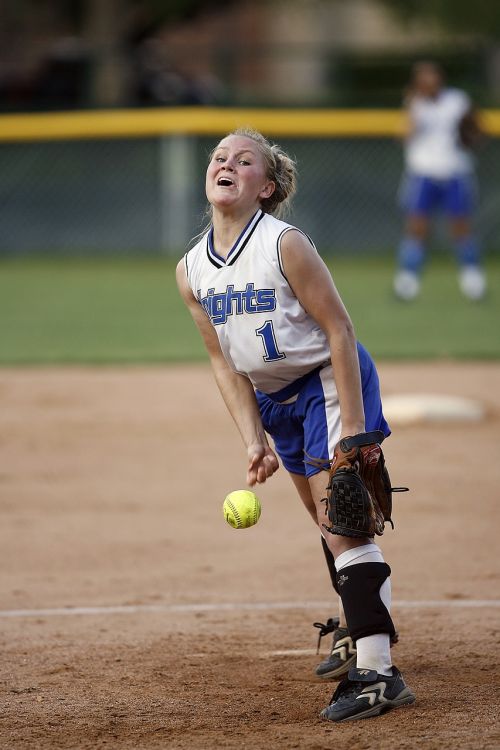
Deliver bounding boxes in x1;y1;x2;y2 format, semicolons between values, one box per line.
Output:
210;128;297;218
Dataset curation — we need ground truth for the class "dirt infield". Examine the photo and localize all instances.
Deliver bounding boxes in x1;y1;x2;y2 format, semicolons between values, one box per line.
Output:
1;363;499;750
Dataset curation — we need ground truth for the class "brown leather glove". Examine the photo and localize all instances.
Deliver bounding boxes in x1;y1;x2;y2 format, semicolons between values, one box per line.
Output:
324;431;406;538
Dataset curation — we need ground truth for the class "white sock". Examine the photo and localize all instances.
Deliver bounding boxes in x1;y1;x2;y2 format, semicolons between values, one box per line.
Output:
335;544;393;676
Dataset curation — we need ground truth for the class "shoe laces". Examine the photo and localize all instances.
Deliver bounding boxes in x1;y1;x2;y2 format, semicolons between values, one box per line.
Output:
329;677;364;706
313;617;339;654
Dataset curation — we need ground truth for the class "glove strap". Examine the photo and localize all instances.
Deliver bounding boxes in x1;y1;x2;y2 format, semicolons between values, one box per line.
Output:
339;430;385;453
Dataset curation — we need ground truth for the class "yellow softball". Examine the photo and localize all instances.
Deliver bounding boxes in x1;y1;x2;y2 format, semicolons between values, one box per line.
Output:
223;490;262;529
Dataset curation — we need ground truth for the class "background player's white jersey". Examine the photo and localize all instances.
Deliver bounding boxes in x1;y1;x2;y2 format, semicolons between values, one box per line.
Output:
405;88;473;179
184;210;330;394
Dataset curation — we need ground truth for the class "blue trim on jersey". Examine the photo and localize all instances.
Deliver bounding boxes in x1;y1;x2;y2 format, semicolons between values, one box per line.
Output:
256;342;390;478
276;228;291;282
207;209;264;268
276;226;316;285
401;173;476;217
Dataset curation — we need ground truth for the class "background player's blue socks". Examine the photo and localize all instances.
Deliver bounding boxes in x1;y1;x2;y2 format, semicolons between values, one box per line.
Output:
455;234;481;267
397;236;425;273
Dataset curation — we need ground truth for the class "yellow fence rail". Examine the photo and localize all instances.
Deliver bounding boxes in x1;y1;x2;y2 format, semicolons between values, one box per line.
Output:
1;107;500;141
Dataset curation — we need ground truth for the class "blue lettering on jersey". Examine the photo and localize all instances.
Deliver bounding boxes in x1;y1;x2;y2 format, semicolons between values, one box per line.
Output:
198;283;276;325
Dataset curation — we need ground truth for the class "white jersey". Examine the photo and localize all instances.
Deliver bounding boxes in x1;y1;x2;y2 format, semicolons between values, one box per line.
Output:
405;88;473;178
184;210;330;395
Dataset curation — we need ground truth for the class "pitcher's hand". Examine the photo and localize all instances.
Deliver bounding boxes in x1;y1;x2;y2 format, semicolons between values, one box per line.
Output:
247;443;279;486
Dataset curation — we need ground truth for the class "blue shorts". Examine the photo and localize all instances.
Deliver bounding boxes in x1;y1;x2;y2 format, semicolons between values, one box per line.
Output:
400;173;476;217
255;342;390;478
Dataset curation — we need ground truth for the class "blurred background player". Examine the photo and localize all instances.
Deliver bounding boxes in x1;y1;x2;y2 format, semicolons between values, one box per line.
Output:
394;60;486;302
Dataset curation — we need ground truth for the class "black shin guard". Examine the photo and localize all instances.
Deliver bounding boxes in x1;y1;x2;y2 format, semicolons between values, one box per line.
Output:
336;562;395;642
321;536;339;595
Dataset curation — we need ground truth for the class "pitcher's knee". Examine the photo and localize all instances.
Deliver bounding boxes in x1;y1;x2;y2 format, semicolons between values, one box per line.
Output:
320;528;371;558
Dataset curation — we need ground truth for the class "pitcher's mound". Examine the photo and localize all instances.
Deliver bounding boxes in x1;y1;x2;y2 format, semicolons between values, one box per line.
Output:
383;393;485;425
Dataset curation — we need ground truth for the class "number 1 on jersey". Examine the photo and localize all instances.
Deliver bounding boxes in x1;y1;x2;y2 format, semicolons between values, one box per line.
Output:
255;320;286;362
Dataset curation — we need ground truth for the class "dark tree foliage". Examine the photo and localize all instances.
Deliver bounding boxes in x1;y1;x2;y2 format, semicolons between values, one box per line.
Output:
0;0;239;30
125;0;239;45
145;0;237;23
376;0;500;40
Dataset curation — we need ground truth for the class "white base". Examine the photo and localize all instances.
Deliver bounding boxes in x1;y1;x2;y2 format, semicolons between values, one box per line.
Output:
383;393;485;425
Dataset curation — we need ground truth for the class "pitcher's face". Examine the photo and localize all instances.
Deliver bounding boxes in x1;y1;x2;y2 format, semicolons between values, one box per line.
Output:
206;135;275;213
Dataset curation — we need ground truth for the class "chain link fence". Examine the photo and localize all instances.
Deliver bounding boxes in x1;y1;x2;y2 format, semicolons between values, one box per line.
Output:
1;134;499;256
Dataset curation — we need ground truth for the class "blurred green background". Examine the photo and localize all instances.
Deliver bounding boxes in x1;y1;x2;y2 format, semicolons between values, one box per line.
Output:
1;0;499;366
1;256;498;364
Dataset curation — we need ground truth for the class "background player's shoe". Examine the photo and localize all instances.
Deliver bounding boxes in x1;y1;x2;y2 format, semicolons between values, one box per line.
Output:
393;270;420;301
459;266;486;301
314;618;356;680
320;666;415;723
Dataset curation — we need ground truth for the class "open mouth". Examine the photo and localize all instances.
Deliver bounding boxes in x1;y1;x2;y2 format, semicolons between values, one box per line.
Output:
217;177;235;187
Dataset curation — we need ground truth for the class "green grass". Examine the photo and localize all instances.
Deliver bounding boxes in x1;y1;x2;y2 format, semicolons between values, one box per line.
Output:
0;256;498;364
335;256;500;359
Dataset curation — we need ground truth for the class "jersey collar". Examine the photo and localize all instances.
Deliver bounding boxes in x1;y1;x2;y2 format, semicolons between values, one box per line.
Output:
206;209;264;269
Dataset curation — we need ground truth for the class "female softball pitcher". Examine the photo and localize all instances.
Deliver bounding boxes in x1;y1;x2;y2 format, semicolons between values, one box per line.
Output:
176;129;415;722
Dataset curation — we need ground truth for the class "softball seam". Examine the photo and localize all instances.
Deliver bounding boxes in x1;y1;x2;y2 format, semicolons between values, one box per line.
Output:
226;499;243;528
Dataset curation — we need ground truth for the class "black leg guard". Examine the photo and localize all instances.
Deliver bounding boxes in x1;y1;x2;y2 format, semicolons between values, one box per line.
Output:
321;536;339;595
336;562;396;642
